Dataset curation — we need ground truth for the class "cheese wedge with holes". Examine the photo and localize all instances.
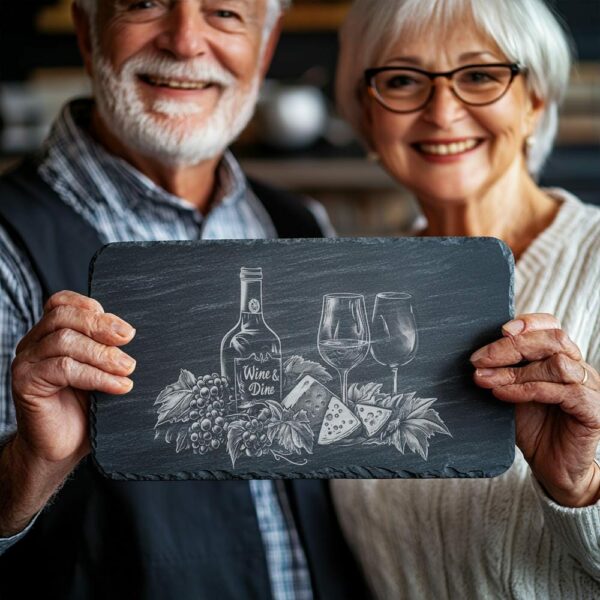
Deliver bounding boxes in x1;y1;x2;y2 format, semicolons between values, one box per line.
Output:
355;403;392;437
282;375;335;428
318;398;361;445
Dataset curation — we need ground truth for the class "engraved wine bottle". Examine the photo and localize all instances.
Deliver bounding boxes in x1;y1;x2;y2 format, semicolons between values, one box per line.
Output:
220;267;282;409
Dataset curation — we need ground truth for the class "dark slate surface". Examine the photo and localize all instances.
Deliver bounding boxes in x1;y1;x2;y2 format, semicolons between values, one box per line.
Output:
89;237;515;480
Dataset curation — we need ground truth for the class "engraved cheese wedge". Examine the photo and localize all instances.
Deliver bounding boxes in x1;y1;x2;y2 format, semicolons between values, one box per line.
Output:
317;398;361;445
355;403;392;437
282;374;335;428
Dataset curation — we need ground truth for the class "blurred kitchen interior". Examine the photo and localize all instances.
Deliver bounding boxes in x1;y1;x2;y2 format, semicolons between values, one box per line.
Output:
1;0;598;236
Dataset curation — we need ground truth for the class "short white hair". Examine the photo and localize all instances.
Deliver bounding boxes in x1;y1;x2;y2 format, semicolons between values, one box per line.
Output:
74;0;291;40
336;0;573;176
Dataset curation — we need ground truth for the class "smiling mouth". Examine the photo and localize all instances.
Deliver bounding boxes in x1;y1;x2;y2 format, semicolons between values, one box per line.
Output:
413;138;482;156
139;74;217;90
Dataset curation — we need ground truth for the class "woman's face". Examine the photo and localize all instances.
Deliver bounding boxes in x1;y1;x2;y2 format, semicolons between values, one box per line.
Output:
364;26;543;205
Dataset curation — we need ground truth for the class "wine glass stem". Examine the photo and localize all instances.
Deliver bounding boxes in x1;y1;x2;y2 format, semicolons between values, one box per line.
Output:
340;369;349;404
392;367;398;394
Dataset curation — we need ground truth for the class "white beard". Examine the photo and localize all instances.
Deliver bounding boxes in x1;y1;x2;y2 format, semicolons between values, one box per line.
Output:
91;51;260;167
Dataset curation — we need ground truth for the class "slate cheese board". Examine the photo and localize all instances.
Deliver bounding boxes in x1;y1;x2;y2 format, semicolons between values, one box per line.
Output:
89;237;515;480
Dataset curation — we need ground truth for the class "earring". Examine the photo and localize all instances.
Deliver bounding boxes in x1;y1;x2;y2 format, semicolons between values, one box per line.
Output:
524;135;535;156
367;151;380;162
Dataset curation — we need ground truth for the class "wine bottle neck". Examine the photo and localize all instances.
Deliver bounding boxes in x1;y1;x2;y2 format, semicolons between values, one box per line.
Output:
240;279;263;317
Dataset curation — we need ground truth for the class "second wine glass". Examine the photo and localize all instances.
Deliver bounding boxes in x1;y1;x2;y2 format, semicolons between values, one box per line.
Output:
318;293;370;405
370;292;418;394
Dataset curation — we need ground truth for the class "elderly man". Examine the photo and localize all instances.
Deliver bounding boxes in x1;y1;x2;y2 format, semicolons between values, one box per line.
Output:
0;1;367;598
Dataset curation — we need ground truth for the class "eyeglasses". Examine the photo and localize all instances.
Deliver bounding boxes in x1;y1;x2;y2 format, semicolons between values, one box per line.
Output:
364;63;523;113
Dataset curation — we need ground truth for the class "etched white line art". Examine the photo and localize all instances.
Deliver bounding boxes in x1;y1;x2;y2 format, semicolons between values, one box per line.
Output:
359;389;452;461
282;374;335;427
221;267;282;410
318;397;361;445
317;293;370;406
370;292;418;394
154;370;232;456
355;404;392;437
153;280;451;468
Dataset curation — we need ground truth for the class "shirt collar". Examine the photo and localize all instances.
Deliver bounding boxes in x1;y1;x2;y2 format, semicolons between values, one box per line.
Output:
38;98;248;219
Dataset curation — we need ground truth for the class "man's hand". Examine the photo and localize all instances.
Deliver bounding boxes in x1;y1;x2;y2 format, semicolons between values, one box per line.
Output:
472;313;600;508
0;291;136;537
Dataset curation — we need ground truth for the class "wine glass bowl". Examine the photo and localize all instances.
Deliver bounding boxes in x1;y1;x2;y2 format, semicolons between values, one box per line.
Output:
318;293;370;404
370;292;418;394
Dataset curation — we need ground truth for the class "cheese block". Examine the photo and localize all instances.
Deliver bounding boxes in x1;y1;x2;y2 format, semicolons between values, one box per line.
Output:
318;398;361;445
282;375;335;428
355;403;392;437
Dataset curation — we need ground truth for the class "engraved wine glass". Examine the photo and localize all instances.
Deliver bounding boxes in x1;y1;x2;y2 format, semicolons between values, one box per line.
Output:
370;292;418;394
318;293;371;405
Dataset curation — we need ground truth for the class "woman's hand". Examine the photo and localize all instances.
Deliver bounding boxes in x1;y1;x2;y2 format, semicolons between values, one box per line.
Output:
471;313;600;508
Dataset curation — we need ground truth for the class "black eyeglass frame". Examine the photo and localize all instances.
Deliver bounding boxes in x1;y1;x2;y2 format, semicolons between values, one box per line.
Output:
363;63;523;113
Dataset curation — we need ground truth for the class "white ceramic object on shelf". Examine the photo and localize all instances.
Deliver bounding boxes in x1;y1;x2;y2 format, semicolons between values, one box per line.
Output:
257;81;328;150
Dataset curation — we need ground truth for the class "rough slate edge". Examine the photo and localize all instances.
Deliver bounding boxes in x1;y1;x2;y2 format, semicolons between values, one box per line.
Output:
87;236;516;482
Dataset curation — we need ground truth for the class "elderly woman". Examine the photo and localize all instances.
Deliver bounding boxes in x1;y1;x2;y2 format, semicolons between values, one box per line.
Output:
332;0;600;597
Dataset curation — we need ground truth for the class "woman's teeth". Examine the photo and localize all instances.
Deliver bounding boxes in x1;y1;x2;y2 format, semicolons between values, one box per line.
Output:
418;139;479;155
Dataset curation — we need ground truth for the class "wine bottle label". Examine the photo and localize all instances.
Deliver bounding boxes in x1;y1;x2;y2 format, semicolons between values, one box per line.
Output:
234;353;282;404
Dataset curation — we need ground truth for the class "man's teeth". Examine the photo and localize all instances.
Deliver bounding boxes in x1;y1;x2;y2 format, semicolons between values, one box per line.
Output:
418;139;478;155
145;76;211;90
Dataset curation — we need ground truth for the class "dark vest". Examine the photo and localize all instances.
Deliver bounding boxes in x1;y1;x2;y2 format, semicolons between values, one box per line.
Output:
0;160;369;600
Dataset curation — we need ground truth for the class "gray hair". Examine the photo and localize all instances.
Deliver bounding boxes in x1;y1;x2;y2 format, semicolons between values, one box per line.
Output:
74;0;291;40
336;0;573;176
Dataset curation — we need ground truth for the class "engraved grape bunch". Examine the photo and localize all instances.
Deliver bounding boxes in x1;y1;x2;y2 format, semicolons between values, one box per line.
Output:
188;374;231;455
155;363;317;467
236;408;273;458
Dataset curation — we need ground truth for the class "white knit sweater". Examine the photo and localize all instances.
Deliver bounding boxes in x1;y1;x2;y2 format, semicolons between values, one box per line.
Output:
332;190;600;599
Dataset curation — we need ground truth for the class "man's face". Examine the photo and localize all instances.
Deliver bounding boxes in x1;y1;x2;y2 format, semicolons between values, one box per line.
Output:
81;0;274;166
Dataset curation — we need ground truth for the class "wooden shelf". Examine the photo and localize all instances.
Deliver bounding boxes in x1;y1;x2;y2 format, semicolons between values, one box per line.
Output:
558;115;600;145
36;0;72;33
282;3;350;31
240;157;397;190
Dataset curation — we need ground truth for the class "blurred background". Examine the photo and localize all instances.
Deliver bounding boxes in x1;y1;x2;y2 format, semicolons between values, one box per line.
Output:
0;0;598;235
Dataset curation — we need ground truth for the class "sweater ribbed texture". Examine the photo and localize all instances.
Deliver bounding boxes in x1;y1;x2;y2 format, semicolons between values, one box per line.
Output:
332;190;600;599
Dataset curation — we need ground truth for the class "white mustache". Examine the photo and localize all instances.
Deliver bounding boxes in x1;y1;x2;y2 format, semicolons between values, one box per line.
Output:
122;53;236;87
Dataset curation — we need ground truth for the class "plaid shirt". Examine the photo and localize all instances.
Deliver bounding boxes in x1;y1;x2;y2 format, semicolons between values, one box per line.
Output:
0;99;321;600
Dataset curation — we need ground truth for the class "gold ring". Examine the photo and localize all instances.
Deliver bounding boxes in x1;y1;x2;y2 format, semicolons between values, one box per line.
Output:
581;365;589;385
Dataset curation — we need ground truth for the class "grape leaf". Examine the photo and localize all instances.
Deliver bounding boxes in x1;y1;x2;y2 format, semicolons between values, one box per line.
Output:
404;424;432;460
265;399;285;421
164;425;176;444
365;393;451;460
283;356;332;394
226;421;248;468
395;394;438;420
178;369;197;390
154;369;197;427
154;382;180;406
367;390;416;410
175;425;190;453
239;399;284;422
154;369;196;405
267;409;314;456
347;382;383;407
